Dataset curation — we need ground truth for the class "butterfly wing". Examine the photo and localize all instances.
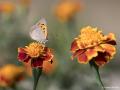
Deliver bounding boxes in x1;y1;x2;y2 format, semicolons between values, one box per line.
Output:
37;18;48;38
30;18;48;43
36;18;47;25
30;27;48;43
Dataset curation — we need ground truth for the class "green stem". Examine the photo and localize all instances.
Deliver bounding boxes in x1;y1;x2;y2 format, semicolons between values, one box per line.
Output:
32;67;42;90
90;61;105;90
10;84;17;90
94;66;105;90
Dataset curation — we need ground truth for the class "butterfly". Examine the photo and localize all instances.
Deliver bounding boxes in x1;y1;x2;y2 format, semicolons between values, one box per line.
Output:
30;18;48;43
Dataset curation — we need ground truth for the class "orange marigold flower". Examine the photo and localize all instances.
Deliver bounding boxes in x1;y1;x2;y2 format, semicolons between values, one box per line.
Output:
0;64;25;87
71;26;116;67
55;0;82;22
18;42;54;68
0;2;15;14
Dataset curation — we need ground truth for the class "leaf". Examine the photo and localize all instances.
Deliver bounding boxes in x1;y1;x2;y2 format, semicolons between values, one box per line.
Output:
32;67;42;90
89;60;105;90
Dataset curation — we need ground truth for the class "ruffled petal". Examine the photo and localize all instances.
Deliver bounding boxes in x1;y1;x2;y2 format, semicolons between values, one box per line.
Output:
71;49;85;60
77;52;88;64
18;48;30;63
18;52;27;61
45;53;53;62
100;44;116;58
104;33;116;45
18;48;26;59
85;48;98;61
44;48;54;62
95;52;108;67
94;46;105;52
31;58;43;67
24;56;31;63
71;40;79;52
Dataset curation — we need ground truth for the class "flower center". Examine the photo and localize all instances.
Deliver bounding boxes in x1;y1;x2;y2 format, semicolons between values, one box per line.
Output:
25;42;45;58
76;26;105;48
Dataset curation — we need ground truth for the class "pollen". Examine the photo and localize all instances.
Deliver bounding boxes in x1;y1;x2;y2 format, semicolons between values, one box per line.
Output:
25;42;45;58
76;26;105;48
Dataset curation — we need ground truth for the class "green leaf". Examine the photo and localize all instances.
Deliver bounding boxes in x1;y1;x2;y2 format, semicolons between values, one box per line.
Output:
89;61;105;90
32;67;42;90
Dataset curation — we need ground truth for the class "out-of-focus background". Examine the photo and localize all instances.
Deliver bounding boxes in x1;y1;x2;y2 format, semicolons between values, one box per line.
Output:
0;0;120;90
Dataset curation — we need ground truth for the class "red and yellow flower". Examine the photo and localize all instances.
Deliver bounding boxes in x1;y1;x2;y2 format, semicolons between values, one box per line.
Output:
18;42;54;68
55;0;82;22
0;64;25;87
71;26;116;67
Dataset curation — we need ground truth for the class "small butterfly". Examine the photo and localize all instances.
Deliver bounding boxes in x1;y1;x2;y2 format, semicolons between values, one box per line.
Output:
30;18;48;43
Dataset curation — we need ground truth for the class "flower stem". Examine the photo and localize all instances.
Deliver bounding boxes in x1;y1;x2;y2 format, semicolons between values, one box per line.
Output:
11;84;17;90
32;67;42;90
94;65;105;90
90;61;105;90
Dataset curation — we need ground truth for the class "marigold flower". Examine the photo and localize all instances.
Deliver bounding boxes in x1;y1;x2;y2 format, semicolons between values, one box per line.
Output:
0;2;15;14
55;0;82;22
18;42;54;68
0;64;25;87
71;26;116;67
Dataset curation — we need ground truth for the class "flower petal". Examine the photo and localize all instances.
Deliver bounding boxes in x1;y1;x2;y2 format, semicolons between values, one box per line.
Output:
71;40;79;52
24;56;31;63
45;53;53;62
77;52;88;64
94;46;105;53
31;58;43;67
43;48;54;62
18;48;30;63
100;44;116;58
18;48;27;60
85;48;98;61
18;52;27;61
104;33;116;45
95;52;108;67
71;49;85;60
